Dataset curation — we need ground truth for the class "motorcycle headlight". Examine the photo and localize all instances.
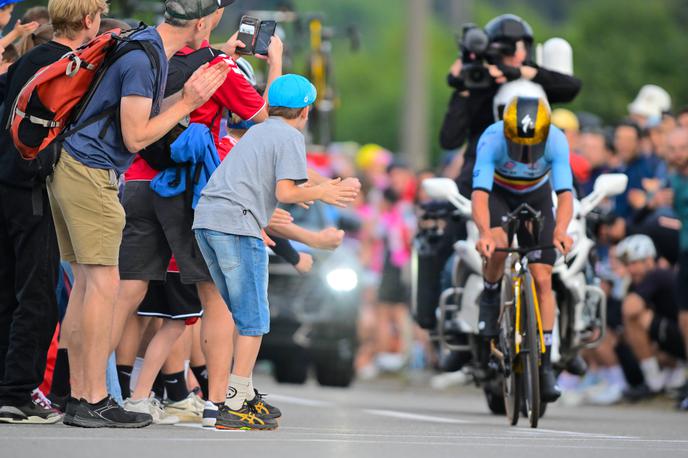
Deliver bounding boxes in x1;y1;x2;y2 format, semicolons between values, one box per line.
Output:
326;268;358;292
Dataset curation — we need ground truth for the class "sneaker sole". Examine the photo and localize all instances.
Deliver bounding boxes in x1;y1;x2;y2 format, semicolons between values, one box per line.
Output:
0;415;63;425
165;410;202;423
215;423;278;431
69;416;153;428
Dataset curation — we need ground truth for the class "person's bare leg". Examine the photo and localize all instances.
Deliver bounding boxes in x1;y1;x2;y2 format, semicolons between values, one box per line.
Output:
232;335;262;377
163;324;191;375
190;320;205;367
116;314;143;367
197;282;234;404
62;263;85;399
111;279;149;351
530;264;555;331
131;319;186;400
482;227;508;283
80;265;119;403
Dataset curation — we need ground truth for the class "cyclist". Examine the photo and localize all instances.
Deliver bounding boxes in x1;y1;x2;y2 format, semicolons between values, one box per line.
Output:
472;95;574;402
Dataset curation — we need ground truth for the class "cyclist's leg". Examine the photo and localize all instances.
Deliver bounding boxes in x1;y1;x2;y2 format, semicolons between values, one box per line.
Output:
478;188;510;339
521;184;561;401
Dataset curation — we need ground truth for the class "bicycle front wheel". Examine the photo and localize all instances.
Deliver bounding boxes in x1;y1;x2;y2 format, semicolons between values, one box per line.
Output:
522;272;541;428
499;275;520;426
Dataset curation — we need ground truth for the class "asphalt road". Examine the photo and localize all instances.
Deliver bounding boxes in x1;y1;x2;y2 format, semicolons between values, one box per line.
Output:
2;373;686;458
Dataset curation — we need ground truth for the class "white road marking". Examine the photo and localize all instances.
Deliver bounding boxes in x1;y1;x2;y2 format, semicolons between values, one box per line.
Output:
509;428;637;439
364;409;470;424
265;394;335;407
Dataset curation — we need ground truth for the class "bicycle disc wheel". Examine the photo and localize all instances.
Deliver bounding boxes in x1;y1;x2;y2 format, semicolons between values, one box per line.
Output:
522;272;541;428
499;276;520;426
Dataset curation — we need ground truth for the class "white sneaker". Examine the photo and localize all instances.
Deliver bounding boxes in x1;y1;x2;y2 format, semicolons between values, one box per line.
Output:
124;396;179;425
664;366;687;391
586;382;624;406
165;394;203;423
202;401;218;428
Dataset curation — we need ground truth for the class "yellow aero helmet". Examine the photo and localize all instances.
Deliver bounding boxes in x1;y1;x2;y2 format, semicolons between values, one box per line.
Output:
503;96;551;163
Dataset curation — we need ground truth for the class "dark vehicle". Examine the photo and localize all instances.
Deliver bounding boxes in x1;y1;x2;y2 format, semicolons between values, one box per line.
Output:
260;202;362;387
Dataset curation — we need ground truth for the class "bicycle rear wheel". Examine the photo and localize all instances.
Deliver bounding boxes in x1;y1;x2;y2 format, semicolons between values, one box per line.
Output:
499;276;520;426
522;272;541;428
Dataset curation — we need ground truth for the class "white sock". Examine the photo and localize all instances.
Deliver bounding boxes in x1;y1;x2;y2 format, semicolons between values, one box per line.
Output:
246;374;256;401
225;374;251;410
640;357;664;392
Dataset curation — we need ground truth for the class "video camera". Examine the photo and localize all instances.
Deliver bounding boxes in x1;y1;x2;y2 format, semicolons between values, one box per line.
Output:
458;23;516;89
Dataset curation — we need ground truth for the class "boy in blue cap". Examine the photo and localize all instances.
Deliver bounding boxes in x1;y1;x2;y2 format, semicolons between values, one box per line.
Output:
193;74;358;430
0;0;40;50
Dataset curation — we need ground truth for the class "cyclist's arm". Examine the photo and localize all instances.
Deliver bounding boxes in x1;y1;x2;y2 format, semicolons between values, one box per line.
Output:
472;190;492;236
550;127;574;233
471;126;498;235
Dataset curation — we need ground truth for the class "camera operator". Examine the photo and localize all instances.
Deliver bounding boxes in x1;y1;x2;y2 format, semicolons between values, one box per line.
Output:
418;15;581;370
440;14;582;198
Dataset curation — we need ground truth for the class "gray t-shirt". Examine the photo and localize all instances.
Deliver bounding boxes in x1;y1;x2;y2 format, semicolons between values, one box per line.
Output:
193;117;309;239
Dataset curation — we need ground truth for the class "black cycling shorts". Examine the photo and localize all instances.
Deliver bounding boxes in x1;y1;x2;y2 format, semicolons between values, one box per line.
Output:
137;272;203;320
488;182;557;266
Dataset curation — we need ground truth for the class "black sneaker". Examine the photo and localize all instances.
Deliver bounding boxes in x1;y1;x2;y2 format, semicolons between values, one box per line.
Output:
478;288;500;338
623;383;657;403
62;397;81;426
246;389;282;419
564;355;588;376
47;393;69;413
539;365;562;403
70;396;152;428
0;399;63;424
215;403;278;431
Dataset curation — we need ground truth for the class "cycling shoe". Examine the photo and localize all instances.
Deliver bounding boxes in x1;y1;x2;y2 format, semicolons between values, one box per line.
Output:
540;365;562;403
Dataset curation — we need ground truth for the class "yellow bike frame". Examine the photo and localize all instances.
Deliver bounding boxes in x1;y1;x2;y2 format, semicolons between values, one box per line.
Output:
512;275;546;355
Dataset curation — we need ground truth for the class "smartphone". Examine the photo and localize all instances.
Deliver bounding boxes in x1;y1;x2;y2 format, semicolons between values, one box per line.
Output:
254;20;277;56
237;16;259;55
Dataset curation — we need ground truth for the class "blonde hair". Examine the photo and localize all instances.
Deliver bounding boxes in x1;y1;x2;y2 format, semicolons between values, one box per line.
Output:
48;0;109;39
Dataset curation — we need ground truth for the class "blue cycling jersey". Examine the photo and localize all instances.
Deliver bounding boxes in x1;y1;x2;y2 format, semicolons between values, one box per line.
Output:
472;121;573;194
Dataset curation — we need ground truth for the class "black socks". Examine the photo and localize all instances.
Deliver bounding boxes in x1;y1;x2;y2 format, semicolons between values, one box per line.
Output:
116;365;133;399
191;365;209;400
162;371;189;402
50;349;71;397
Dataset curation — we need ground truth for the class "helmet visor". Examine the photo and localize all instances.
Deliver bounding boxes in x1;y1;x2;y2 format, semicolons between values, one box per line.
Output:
506;140;546;163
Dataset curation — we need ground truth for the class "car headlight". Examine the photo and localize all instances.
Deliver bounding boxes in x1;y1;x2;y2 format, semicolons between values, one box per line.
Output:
326;268;358;292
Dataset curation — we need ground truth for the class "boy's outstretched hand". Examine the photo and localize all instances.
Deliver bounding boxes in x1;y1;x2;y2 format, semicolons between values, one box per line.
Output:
317;178;359;208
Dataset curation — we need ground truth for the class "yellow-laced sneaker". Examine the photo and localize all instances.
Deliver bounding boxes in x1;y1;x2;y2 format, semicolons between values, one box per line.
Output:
246;390;282;420
215;403;278;431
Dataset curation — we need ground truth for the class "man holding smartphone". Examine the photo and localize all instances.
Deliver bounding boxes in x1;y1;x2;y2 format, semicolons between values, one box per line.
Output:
112;0;287;426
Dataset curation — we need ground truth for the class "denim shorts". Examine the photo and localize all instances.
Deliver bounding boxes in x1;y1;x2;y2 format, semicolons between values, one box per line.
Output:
194;229;269;336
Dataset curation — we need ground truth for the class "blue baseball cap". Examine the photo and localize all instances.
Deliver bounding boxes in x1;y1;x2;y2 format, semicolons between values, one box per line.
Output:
0;0;25;8
268;74;317;109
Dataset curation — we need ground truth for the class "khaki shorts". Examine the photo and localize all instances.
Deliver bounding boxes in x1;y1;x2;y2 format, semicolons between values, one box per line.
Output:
47;151;125;266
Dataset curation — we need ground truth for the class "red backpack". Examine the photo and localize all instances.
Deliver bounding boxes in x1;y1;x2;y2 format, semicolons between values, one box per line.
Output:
9;24;160;160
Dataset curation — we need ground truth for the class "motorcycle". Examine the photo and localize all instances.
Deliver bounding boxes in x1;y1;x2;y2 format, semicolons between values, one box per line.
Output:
412;173;628;414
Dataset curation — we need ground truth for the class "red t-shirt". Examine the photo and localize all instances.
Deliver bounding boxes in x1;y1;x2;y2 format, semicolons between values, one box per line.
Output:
125;43;265;181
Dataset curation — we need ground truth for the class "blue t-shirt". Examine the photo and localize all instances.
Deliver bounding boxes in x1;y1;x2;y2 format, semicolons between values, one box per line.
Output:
472;121;573;194
63;27;168;174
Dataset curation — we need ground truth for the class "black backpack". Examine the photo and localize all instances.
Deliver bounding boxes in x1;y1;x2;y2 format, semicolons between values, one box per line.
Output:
138;47;224;171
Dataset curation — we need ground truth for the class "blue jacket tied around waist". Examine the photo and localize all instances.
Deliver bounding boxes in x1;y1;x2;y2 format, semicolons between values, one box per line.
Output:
150;123;220;208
